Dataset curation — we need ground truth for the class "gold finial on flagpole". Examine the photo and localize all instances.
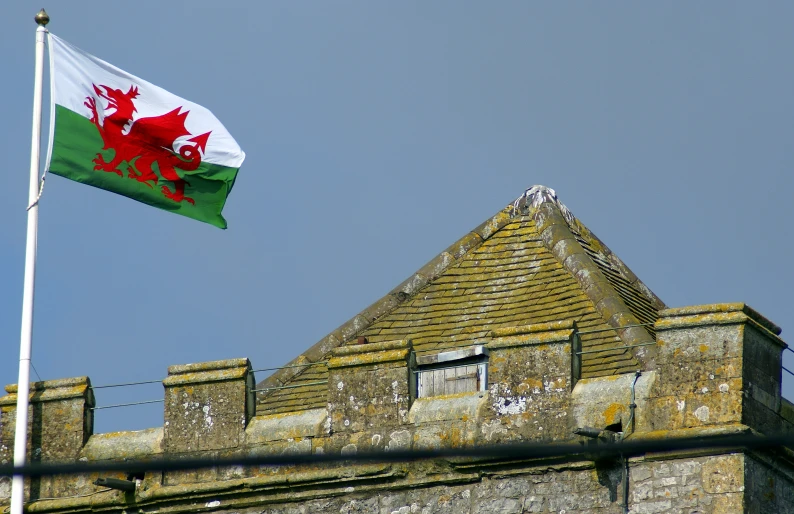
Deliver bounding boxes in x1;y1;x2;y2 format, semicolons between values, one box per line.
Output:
35;8;49;26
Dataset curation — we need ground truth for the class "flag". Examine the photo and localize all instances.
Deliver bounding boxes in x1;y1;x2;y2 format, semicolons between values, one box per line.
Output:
46;34;245;229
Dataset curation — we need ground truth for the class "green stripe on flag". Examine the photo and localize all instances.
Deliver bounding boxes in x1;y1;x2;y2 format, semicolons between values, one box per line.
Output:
48;105;239;229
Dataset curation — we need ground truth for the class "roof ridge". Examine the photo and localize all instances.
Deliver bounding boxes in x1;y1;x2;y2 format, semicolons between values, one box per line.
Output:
521;186;657;370
254;203;517;398
565;216;666;313
514;186;664;311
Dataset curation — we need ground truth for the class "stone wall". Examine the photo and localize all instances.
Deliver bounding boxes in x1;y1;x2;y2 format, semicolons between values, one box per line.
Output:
5;453;761;514
744;454;794;514
1;304;793;514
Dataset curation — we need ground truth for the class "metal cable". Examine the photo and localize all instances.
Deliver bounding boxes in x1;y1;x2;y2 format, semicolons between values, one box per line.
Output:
90;399;164;411
251;361;328;374
87;362;331;391
30;362;42;382
252;380;328;393
575;322;656;335
576;341;656;356
90;379;162;390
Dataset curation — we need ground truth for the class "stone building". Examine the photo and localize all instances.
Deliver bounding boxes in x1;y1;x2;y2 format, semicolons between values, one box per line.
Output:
2;185;793;513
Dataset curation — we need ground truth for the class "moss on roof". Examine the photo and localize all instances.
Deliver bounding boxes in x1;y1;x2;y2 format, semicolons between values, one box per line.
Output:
256;186;665;416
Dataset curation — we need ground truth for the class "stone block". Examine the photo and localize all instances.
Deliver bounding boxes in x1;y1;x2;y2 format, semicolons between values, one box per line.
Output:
0;377;96;503
327;340;412;434
486;322;575;394
652;360;742;397
701;454;744;494
80;427;163;461
485;322;575;441
682;391;743;427
712;492;744;512
656;324;744;361
572;371;655;432
472;497;522;514
323;427;411;456
742;396;783;434
246;408;328;445
655;304;787;434
0;377;94;462
644;396;687;431
483;394;572;443
408;391;488;424
163;358;253;453
413;420;477;450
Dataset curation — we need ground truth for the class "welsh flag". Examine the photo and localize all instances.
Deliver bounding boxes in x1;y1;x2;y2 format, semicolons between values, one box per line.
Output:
46;34;245;229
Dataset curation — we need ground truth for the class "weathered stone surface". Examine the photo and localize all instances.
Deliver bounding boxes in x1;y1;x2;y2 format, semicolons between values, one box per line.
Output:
163;359;253;453
745;454;794;513
80;427;163;460
413;420;478;450
702;454;744;494
246;408;328;444
473;207;513;240
444;231;484;260
408;391;488;424
572;371;656;432
2;303;793;514
327;340;413;435
0;377;94;463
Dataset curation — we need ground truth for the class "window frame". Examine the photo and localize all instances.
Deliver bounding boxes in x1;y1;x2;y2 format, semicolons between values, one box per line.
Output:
414;345;489;398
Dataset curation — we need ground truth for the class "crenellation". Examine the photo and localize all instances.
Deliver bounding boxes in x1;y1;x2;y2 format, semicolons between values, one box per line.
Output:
0;305;791;512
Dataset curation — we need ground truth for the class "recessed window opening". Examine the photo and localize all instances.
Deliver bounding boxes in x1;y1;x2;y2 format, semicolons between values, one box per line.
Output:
415;345;488;398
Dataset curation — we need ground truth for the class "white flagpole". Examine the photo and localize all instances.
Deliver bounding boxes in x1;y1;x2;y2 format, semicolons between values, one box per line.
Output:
11;9;49;514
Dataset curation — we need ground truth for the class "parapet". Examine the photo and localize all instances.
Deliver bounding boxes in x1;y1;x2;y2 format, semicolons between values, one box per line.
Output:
0;303;790;508
650;303;788;433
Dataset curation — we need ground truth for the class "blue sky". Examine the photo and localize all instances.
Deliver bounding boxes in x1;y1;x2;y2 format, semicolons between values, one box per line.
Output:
1;2;792;434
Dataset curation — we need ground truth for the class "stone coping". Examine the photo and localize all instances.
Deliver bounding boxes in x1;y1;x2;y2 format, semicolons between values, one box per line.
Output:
327;349;412;370
3;376;89;395
656;304;787;348
331;339;410;358
167;358;250;376
489;320;575;338
163;367;250;388
408;391;489;424
327;340;412;370
0;377;92;405
246;408;328;444
658;303;781;335
486;330;575;350
80;427;164;461
163;358;251;387
531;199;654;358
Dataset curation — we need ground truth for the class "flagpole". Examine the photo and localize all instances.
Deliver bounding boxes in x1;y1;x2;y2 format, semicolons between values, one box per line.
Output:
11;9;49;514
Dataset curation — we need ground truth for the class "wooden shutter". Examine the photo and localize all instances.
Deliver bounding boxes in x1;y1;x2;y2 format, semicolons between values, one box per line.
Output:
417;363;486;397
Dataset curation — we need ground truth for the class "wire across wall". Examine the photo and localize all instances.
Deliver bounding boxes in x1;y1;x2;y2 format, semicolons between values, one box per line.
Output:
33;326;793;411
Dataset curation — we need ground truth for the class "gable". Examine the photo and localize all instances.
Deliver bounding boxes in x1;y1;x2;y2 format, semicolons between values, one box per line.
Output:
256;186;665;416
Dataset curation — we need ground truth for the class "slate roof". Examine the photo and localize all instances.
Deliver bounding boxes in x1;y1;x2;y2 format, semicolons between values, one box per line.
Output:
256;186;665;416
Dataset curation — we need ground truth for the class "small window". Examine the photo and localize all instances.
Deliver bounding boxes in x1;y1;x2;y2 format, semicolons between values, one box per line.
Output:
415;345;488;398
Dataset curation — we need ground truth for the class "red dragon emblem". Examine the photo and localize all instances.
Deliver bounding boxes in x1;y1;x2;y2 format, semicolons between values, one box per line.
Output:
84;84;210;205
